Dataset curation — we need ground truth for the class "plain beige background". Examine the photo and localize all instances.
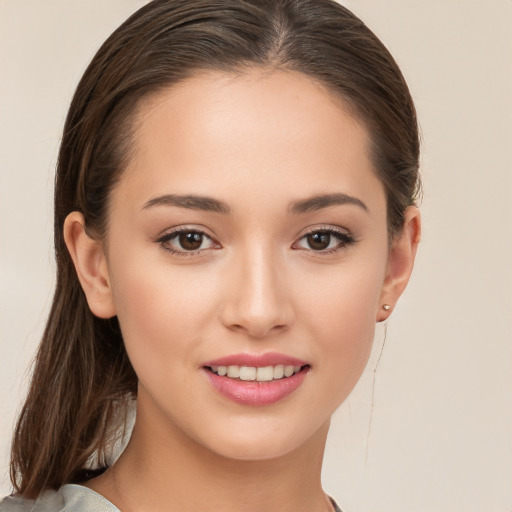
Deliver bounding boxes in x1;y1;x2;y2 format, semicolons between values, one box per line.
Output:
1;1;511;511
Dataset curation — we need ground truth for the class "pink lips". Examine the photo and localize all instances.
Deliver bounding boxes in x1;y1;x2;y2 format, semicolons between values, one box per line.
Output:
203;352;308;368
202;352;310;406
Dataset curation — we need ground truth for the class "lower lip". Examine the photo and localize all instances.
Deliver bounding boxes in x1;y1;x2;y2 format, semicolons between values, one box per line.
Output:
204;368;308;406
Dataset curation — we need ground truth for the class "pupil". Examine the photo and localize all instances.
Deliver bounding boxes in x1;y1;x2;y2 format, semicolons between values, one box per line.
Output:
179;232;202;250
308;232;330;250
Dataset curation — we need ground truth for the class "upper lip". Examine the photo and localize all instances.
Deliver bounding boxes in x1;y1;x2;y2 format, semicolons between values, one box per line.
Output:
202;352;309;368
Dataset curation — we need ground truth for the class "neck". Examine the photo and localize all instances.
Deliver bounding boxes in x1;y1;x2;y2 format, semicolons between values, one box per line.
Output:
88;400;332;512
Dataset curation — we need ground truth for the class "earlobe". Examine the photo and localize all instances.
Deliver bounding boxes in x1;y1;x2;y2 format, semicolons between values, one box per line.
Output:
377;206;421;322
63;211;117;319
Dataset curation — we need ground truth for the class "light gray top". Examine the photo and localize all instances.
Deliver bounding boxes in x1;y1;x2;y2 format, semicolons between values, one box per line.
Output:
1;484;342;512
0;485;119;512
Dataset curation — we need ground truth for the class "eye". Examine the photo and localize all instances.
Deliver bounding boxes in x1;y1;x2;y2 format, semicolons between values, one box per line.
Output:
293;228;355;253
157;228;219;255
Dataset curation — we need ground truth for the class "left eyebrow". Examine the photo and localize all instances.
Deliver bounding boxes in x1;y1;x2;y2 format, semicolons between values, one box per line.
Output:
288;193;368;214
142;194;231;214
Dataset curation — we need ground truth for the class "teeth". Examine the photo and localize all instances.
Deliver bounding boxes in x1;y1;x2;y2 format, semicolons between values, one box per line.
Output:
273;365;284;379
210;364;304;381
239;366;256;381
227;365;240;378
284;365;294;377
256;366;274;381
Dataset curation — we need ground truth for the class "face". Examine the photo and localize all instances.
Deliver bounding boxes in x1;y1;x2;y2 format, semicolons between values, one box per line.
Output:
99;69;393;460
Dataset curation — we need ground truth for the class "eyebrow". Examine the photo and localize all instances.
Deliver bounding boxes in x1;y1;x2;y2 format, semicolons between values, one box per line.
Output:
288;193;368;214
143;194;231;214
142;192;367;215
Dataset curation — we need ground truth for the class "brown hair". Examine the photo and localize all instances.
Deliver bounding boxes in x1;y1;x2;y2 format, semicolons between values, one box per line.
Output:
10;0;420;497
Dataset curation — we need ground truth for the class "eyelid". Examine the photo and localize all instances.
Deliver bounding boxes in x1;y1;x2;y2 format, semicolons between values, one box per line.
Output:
294;224;352;239
154;223;216;239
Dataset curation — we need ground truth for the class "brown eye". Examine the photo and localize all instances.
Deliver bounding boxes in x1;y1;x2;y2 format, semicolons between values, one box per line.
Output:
306;231;331;250
293;228;356;253
179;232;203;250
157;229;218;255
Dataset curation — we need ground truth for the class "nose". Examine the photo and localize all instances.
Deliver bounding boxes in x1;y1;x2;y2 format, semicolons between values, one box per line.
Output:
220;244;294;338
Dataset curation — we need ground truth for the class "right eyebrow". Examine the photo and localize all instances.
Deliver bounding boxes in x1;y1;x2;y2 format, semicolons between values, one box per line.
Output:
142;194;231;214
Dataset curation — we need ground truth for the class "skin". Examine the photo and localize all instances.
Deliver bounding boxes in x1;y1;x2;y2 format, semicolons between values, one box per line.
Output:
64;69;420;512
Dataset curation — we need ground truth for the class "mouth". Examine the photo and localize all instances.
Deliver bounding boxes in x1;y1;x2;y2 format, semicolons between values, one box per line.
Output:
202;354;310;406
205;364;308;382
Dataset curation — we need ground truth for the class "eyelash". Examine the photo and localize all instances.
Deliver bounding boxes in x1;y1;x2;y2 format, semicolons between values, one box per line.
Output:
156;226;356;257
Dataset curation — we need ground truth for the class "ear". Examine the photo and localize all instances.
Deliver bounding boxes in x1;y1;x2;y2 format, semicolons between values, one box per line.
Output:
377;206;421;322
63;211;117;319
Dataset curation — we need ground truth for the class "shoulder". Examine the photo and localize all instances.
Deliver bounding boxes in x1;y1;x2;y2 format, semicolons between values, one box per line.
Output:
0;484;119;512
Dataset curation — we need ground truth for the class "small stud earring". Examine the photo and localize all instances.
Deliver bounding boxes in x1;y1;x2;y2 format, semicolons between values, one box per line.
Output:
383;304;391;311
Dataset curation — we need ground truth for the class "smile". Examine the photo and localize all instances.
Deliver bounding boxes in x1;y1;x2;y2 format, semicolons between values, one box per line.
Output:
202;353;310;406
207;364;304;382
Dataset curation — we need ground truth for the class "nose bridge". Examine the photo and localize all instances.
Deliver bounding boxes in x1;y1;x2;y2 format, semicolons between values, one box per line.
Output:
221;238;292;337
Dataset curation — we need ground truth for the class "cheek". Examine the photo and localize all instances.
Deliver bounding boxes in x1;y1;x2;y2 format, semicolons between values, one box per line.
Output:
297;258;385;396
106;251;221;382
298;255;384;335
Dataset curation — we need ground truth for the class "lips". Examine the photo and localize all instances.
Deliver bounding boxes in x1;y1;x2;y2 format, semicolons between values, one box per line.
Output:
202;352;310;406
203;352;308;368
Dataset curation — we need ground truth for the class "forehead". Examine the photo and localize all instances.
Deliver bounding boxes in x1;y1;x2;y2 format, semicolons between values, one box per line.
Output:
114;68;385;216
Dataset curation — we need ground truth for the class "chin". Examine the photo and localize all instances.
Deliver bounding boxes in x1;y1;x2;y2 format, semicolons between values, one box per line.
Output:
194;416;331;463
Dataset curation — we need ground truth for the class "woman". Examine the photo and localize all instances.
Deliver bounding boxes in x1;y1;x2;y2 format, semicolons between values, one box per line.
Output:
1;0;420;510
